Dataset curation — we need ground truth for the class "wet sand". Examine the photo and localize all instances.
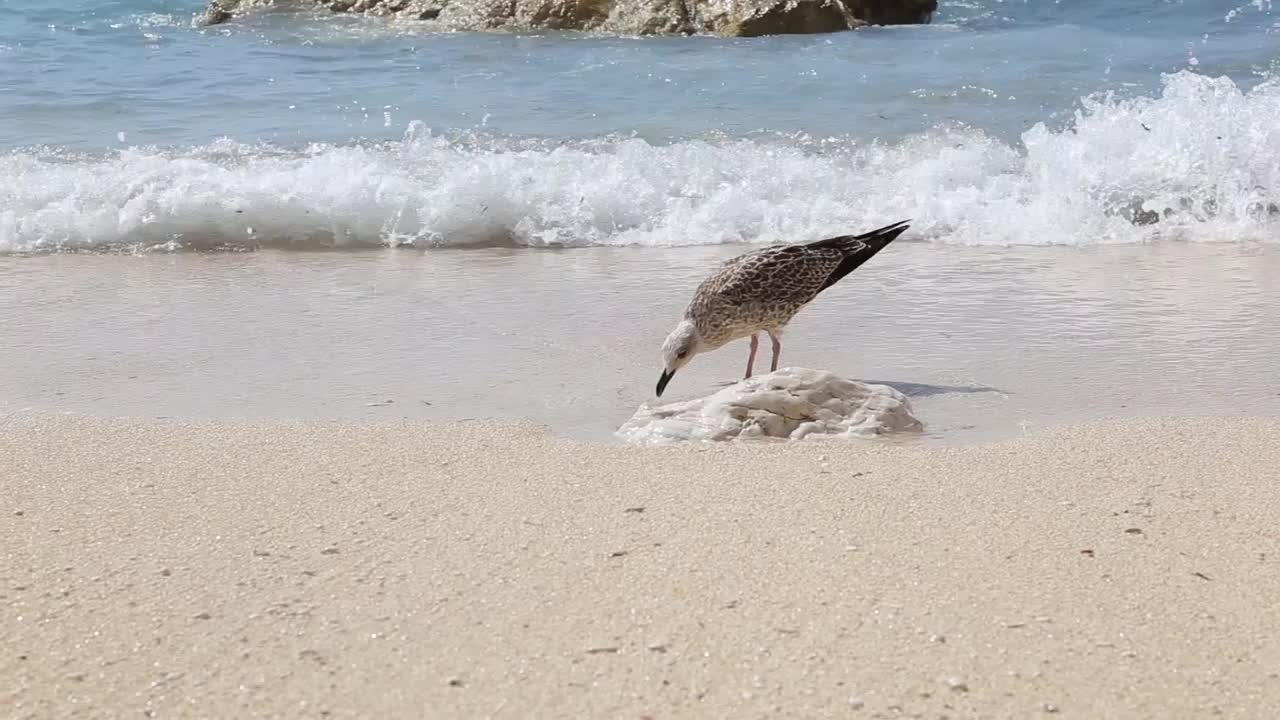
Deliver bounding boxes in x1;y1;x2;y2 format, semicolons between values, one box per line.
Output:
3;243;1280;443
4;414;1280;718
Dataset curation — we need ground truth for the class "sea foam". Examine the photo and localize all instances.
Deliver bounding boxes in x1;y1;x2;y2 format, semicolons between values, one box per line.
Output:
2;71;1277;254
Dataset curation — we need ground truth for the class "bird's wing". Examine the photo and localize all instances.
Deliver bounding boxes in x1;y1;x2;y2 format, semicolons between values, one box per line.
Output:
700;245;844;308
805;220;910;293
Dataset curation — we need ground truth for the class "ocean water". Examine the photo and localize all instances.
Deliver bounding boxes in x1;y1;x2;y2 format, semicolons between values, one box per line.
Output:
2;1;1280;439
2;0;1278;252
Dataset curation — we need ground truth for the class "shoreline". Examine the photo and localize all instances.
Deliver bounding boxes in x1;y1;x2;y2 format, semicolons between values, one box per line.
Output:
5;413;1279;718
5;243;1280;447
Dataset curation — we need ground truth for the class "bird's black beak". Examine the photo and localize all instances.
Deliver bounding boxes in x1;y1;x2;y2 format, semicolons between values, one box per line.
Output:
656;369;674;398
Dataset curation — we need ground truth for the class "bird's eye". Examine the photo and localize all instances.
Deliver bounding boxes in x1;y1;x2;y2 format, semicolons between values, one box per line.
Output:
676;351;688;359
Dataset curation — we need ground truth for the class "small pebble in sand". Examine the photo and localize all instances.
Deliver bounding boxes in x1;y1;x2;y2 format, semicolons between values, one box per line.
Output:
945;676;969;692
13;510;23;517
1042;702;1060;712
1125;528;1144;535
447;677;464;687
848;696;865;709
321;547;340;555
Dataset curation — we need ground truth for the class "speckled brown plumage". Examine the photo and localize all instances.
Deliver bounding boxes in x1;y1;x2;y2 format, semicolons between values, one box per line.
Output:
685;220;910;349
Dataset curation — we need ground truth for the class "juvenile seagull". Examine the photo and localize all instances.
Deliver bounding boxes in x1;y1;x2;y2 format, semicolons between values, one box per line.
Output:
656;220;910;397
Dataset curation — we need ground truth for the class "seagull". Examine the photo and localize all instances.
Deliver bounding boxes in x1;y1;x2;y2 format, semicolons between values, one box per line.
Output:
655;220;910;397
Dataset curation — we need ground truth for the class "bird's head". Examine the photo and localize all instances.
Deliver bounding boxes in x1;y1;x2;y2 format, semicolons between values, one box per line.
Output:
656;320;702;397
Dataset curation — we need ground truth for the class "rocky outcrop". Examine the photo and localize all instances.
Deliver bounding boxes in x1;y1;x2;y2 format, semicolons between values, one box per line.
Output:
202;0;935;36
847;0;935;24
616;367;923;444
720;0;857;38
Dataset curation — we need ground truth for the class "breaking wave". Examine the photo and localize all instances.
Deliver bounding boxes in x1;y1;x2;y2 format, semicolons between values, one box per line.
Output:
2;71;1278;254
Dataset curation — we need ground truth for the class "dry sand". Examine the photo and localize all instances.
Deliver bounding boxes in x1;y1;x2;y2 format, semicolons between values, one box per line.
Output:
3;414;1280;718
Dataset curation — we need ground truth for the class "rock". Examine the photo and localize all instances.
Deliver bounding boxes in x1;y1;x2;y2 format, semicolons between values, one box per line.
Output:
719;0;859;38
847;0;935;24
203;0;234;23
606;0;691;34
205;0;326;25
517;0;614;30
202;0;275;25
616;367;922;444
437;0;517;30
200;0;936;35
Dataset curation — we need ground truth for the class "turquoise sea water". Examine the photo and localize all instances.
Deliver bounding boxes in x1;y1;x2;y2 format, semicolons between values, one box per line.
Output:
1;0;1278;252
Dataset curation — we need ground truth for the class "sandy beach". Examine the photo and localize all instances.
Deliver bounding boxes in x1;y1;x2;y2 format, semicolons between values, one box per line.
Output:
4;414;1279;718
7;0;1280;717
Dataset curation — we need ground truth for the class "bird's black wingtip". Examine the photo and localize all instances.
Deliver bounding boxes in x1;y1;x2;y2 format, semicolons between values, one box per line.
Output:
805;219;914;264
861;219;912;237
808;219;913;292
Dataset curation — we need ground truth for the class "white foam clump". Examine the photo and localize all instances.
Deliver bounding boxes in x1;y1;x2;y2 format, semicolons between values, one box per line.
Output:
616;367;922;444
2;71;1278;253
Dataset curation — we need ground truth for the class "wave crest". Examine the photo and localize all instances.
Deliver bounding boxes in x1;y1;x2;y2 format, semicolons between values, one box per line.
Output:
2;71;1278;254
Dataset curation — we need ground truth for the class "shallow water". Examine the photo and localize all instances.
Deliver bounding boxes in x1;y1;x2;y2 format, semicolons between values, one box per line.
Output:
5;243;1278;442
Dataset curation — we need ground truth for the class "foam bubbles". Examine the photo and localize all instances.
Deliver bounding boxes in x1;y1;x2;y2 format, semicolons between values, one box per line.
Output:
2;71;1277;254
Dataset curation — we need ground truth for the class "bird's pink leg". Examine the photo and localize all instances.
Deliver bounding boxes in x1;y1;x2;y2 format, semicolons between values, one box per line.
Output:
744;334;759;379
768;331;781;372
